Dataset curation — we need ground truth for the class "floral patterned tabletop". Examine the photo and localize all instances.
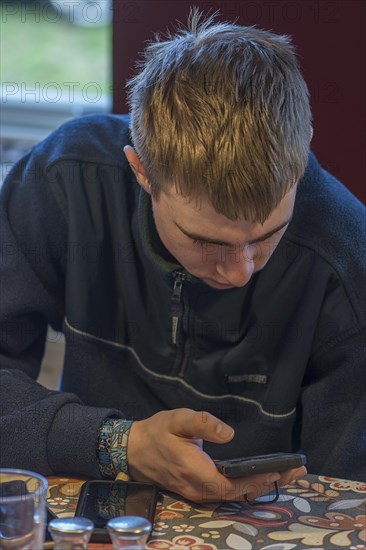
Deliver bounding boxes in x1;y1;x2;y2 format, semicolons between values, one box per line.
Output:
46;474;366;550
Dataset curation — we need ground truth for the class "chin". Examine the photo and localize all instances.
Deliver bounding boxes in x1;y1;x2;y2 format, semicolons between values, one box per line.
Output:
202;278;236;290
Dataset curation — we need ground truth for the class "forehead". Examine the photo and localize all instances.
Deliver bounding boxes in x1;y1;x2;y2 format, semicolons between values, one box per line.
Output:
155;185;297;241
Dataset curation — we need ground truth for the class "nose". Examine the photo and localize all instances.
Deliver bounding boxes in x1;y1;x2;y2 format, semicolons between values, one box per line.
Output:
215;245;256;287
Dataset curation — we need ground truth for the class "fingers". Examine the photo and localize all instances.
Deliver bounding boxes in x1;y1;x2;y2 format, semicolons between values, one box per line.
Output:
173;463;307;503
198;471;282;502
278;465;307;487
168;408;235;443
243;466;307;503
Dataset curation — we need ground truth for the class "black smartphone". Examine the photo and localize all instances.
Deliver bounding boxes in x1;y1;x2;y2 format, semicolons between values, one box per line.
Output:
75;480;158;543
215;452;306;477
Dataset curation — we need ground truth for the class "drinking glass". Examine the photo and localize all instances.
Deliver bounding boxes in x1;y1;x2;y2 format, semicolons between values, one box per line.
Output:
0;468;48;549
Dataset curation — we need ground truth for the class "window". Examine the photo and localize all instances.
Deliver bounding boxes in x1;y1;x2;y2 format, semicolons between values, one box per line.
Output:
1;0;112;144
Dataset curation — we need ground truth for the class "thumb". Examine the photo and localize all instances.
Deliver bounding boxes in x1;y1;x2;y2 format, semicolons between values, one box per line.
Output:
170;409;235;444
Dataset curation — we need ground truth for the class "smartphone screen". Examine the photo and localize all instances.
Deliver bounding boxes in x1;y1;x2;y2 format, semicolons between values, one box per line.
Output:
75;480;158;542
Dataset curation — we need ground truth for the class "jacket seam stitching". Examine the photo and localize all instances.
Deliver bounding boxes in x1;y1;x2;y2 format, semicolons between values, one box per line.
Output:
44;155;126;173
64;317;296;420
309;324;366;362
283;232;363;326
3;213;65;323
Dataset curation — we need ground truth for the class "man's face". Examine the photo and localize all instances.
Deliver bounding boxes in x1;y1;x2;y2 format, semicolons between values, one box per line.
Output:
151;185;297;289
124;146;297;289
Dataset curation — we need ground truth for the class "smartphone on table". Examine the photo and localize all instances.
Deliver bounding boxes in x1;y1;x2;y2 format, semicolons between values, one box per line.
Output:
75;480;158;542
215;452;306;477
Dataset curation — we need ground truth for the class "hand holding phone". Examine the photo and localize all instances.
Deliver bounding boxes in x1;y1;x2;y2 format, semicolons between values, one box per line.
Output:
127;410;306;502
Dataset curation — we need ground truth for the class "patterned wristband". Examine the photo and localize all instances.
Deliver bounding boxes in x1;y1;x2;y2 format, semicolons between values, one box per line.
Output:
97;417;119;478
109;419;133;476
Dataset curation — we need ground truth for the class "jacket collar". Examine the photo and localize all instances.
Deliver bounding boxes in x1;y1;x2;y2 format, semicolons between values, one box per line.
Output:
137;187;181;279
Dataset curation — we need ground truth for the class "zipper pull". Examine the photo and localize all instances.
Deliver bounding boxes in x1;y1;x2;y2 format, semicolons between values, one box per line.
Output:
171;271;186;345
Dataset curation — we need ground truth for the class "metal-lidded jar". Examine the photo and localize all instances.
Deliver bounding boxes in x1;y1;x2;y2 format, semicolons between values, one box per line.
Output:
48;517;94;549
107;515;151;548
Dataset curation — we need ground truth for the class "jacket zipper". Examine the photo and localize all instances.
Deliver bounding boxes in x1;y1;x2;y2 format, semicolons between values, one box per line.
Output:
171;271;186;345
178;311;191;378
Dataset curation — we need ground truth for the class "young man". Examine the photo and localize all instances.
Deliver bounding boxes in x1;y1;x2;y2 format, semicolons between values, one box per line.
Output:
1;12;365;501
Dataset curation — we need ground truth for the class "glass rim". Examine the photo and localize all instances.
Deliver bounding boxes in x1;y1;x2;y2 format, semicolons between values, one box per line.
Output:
0;468;48;501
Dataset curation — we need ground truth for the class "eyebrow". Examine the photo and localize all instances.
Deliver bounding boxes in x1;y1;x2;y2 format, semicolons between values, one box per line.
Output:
175;216;293;246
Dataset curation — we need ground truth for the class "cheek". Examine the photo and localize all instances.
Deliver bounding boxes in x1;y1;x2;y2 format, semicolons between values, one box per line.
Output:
173;243;219;273
181;246;212;267
190;245;228;267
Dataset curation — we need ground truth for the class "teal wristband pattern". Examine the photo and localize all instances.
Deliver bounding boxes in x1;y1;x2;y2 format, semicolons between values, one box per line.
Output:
97;417;119;478
110;419;133;476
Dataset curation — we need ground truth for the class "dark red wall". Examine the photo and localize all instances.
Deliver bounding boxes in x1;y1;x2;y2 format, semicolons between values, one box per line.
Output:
113;0;365;203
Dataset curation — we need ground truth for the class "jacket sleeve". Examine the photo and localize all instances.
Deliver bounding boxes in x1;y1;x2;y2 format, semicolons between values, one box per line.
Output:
299;327;366;482
0;148;122;477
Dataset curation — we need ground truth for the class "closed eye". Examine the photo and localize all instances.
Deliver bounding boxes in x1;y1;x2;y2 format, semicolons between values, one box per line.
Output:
192;228;284;248
178;217;292;249
192;238;237;248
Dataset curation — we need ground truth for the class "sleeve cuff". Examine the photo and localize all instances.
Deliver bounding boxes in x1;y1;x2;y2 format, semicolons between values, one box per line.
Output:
47;403;122;478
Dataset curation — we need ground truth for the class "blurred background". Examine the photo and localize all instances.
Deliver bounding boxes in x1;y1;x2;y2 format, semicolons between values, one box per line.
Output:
1;0;112;153
1;0;112;388
1;0;365;389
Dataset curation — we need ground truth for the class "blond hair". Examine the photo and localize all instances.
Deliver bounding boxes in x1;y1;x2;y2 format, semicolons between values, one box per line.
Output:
126;8;312;222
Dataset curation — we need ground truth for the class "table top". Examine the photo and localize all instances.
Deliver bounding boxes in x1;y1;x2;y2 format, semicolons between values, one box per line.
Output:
46;474;366;549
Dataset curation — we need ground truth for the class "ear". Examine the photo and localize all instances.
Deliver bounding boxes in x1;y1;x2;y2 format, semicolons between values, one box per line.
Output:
123;145;151;194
